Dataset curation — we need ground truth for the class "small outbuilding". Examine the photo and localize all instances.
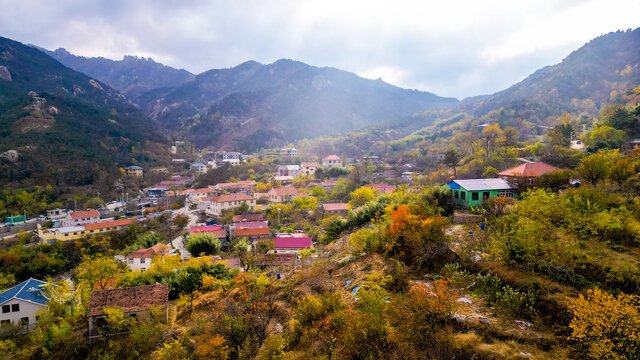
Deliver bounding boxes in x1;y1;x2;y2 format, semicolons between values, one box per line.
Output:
446;179;516;208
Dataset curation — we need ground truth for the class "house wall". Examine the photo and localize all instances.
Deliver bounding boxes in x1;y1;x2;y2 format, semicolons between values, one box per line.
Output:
0;298;44;328
63;214;100;227
450;188;515;207
206;200;256;216
53;223;132;242
126;257;152;271
89;307;168;335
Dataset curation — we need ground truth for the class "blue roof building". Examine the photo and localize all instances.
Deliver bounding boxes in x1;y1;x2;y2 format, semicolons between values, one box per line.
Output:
0;278;50;330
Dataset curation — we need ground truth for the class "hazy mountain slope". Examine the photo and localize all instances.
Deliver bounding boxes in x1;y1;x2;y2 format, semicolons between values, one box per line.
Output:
0;36;166;186
46;48;195;98
464;28;640;122
137;59;459;151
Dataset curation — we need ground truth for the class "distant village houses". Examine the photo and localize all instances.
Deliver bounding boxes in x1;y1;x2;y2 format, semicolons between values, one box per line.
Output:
125;166;143;177
322;155;342;168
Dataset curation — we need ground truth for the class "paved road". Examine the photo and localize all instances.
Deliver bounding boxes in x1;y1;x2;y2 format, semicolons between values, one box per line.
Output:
170;206;199;259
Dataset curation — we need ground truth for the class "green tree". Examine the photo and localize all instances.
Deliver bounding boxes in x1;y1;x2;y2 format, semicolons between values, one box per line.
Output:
186;234;221;256
577;152;613;188
441;149;462;176
585;126;626;151
349;187;376;208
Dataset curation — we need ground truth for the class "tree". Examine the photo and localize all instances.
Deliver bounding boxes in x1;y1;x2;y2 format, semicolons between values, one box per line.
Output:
481;123;503;158
546;123;574;147
186;234;221;256
83;197;105;210
441;150;462;177
349;187;376;208
172;214;190;230
609;158;635;187
577;152;613;188
584;126;626;151
75;255;125;290
567;288;640;359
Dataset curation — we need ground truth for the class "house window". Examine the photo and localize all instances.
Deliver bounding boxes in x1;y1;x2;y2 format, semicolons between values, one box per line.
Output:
11;304;19;312
460;192;466;200
35;316;40;322
20;317;28;325
128;259;134;264
471;192;479;201
483;192;490;199
140;258;146;264
1;305;9;313
454;190;459;199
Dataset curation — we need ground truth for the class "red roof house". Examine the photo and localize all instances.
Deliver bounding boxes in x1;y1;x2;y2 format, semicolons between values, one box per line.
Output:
497;162;561;185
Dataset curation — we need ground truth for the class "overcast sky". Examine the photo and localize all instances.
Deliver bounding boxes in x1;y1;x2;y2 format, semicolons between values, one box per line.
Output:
1;0;639;99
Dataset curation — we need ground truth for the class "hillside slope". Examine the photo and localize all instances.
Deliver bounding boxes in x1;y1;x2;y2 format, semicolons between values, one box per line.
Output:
0;36;166;186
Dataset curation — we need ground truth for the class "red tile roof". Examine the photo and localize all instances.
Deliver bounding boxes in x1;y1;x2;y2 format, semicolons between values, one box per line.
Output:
235;227;270;237
190;225;223;232
368;184;396;193
203;193;254;203
126;243;172;259
191;188;216;194
275;237;312;249
88;283;169;316
322;203;349;211
233;213;264;223
83;218;138;231
270;186;299;196
69;210;100;219
323;155;340;161
497;162;561;177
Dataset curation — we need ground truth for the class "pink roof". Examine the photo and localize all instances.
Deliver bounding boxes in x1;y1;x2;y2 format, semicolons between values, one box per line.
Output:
322;203;349;211
190;225;223;233
323;155;340;161
275;237;312;249
368;184;396;193
235;221;268;229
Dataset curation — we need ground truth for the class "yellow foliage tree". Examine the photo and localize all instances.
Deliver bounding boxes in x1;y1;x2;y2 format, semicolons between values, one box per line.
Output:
567;288;640;359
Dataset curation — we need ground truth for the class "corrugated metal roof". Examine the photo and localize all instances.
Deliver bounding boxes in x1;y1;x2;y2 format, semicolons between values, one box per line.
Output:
0;278;49;306
450;179;514;191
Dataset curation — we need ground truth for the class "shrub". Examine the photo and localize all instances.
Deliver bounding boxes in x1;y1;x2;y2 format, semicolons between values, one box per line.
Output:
186;234;221;256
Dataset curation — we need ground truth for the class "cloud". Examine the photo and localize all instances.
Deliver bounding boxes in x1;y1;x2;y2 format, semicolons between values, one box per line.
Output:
0;0;638;98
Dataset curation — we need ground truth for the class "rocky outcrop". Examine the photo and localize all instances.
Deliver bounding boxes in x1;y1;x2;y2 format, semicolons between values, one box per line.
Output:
0;65;10;81
0;150;18;162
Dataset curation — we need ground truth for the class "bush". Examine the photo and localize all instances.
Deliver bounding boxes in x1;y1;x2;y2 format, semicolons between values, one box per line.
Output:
473;272;537;319
439;263;473;287
186;234;221;256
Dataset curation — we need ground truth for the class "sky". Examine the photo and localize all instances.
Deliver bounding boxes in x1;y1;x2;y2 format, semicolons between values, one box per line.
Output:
1;0;639;99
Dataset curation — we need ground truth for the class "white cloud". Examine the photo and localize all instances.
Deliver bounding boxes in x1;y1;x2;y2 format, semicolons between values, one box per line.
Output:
0;0;638;98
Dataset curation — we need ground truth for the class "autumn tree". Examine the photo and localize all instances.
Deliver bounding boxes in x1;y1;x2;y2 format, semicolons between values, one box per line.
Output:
567;288;640;359
74;255;126;290
577;151;613;187
349;187;376;208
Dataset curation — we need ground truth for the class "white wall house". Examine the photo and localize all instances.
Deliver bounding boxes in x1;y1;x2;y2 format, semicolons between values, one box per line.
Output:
322;155;342;168
62;210;100;228
0;278;50;332
200;193;256;217
125;243;172;272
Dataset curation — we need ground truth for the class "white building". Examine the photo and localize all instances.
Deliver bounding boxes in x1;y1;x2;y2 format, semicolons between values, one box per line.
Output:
190;162;208;175
125;243;172;272
322;155;342;168
61;210;100;228
199;193;256;216
277;165;300;177
300;162;319;176
0;278;50;331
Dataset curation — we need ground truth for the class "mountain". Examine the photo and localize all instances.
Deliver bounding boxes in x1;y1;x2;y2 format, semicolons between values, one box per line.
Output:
135;59;459;151
0;36;166;186
463;28;640;123
46;48;195;98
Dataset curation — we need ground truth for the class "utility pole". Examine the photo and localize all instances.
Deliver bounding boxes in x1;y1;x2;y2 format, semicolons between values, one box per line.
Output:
74;199;77;211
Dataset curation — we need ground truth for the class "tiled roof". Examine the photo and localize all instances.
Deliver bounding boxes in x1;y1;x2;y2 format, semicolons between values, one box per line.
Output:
0;278;49;306
497;162;561;177
203;193;254;203
368;184;396;193
191;188;216;194
69;210;100;219
190;225;223;232
126;242;171;259
235;221;268;229
126;166;143;170
232;213;264;223
321;180;337;187
322;203;349;211
235;227;270;237
323;155;340;161
275;237;312;249
88;283;169;316
270;186;299;196
84;218;138;231
300;162;319;167
272;176;294;181
278;165;300;170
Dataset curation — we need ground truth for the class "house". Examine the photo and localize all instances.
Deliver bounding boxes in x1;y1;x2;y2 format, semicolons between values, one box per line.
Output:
300;162;319;176
186;188;218;204
62;210;101;227
267;186;300;203
367;184;396;194
232;213;264;223
271;175;294;184
234;227;271;240
446;179;516;208
125;166;143;177
199;193;256;217
322;203;350;217
322;155;342;168
497;162;561;186
125;243;172;271
214;180;256;193
0;278;49;332
629;138;640;150
274;237;313;252
88;284;169;337
222;158;241;166
278;165;300;177
46;208;68;220
401;172;419;182
279;147;298;157
190;162;208;175
321;180;337;192
147;186;169;198
40;218;138;242
150;167;168;174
